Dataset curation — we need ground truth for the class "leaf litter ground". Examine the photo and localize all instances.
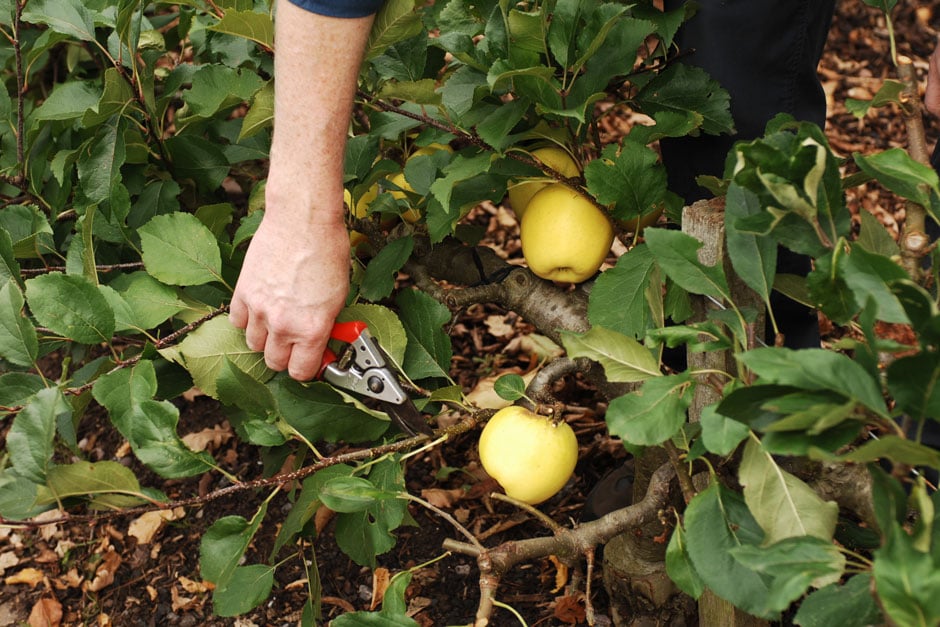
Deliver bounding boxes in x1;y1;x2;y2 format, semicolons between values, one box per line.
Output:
1;3;938;625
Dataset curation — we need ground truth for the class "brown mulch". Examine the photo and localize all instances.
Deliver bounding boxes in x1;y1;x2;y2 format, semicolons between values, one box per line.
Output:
1;2;938;626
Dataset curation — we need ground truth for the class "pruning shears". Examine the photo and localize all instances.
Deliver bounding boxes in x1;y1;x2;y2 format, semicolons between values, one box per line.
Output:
319;321;432;436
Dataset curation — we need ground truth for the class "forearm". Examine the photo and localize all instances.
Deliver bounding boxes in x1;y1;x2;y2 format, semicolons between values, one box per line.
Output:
267;0;374;223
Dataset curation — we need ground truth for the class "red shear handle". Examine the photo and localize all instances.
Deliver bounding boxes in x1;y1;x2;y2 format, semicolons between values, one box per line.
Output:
330;320;368;343
317;321;369;378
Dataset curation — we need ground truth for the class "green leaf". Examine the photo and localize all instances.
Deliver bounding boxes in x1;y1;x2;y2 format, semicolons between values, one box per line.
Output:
212;564;276;617
396;288;452;380
739;348;887;418
0;205;55;259
77;117;127;206
666;522;705;599
841;245;909;324
845;79;904;118
0;279;38;367
164;135;230;192
584;143;670;224
725;183;776;307
0;228;21;286
21;0;96;42
45;460;146;505
634;63;734;136
739;436;838;544
684;481;775;619
856;207;900;257
92;359;158;419
0;373;45;411
81;68;136;127
366;0;423;61
119;400;215;478
588;244;657;338
819;435;940;470
139;213;224;286
31;81;99;121
159;315;273;398
334;457;409;567
644;227;729;301
180;64;264;120
208;9;273;48
887;352;940;421
25;272;115;343
273;465;354;557
320;476;400;513
730;536;845;615
560;326;660;383
336;304;408;366
216;357;276;416
699;404;749;456
360;236;414;302
107;271;187;329
494;374;527;401
332;571;419;626
793;574;882;627
239;80;273;141
854;147;939;209
271;378;389;443
7;388;70;483
201;502;269;587
605;373;693;446
873;522;940;626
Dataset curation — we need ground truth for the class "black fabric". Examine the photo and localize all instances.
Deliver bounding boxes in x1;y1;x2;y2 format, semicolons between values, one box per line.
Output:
659;0;837;349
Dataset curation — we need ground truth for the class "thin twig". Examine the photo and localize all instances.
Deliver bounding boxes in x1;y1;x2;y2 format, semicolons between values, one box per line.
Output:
19;262;146;276
13;0;25;180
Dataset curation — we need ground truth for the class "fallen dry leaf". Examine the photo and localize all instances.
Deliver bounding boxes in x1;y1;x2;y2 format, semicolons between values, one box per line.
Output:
127;508;185;545
420;488;465;509
182;422;233;452
484;315;514;338
61;568;83;589
0;551;19;576
170;585;200;612
114;441;132;458
85;548;121;592
27;596;62;627
553;594;586;625
548;555;569;593
370;567;391;611
6;567;45;588
178;576;210;594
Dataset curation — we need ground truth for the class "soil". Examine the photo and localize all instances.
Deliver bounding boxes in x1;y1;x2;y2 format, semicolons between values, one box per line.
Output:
1;2;938;626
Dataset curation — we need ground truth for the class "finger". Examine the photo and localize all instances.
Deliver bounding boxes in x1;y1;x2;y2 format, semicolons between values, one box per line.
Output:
287;342;325;381
244;318;268;354
262;334;292;372
229;294;248;328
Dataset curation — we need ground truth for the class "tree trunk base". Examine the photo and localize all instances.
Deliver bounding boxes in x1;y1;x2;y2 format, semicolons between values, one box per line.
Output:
602;533;697;626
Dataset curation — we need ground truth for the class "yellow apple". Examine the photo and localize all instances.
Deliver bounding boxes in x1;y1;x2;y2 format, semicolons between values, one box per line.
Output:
411;142;453;158
387;171;422;223
478;405;579;505
520;183;614;283
507;146;580;219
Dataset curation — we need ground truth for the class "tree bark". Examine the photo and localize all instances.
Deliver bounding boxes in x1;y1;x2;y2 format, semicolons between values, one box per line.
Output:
683;199;769;627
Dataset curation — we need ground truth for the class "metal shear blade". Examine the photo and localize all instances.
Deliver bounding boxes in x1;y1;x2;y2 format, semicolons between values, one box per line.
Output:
320;321;432;436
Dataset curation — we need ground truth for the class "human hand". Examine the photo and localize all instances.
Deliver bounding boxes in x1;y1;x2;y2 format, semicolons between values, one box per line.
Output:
229;209;350;381
927;40;940;117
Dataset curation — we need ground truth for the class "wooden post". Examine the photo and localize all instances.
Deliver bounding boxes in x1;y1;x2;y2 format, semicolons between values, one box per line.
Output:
683;198;769;627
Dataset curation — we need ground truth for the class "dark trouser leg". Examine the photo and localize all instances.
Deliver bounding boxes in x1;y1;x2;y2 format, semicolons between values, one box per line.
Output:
659;0;836;349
